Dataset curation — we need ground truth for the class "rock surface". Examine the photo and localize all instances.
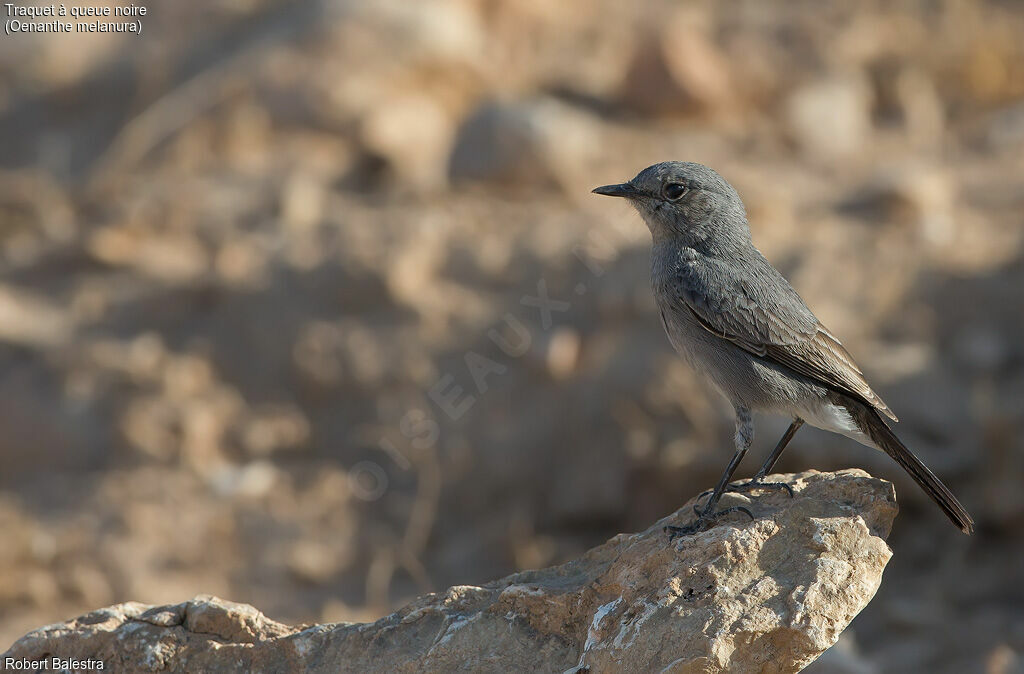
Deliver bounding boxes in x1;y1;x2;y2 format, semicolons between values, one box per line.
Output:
4;470;896;673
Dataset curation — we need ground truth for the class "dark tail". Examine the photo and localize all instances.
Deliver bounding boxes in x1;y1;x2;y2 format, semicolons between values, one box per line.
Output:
858;406;974;534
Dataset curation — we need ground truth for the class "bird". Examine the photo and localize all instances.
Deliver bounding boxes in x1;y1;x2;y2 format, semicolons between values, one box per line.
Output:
592;161;974;536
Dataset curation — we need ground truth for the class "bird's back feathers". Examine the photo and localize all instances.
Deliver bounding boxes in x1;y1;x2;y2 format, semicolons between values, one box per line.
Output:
669;248;897;420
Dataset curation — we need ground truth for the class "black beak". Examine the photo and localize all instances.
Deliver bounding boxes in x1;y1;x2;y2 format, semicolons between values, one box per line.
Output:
591;182;640;199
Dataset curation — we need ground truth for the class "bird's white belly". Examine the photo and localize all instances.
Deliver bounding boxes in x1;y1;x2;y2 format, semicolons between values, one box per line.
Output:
798;402;876;449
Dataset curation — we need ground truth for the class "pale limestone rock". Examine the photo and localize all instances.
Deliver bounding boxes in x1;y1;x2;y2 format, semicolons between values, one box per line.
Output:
4;470;896;673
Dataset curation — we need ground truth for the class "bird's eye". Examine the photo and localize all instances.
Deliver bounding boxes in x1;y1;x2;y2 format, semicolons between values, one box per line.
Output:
664;183;687;200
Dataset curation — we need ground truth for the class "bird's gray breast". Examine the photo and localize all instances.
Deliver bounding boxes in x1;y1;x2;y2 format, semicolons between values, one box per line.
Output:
651;254;734;379
650;244;718;364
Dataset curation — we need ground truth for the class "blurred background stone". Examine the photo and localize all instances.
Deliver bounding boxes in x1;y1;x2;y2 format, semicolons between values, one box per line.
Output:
448;98;603;193
785;73;874;161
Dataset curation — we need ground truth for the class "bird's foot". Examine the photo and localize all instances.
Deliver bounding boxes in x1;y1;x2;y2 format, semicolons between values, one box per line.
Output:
725;478;794;498
696;479;793;503
664;504;754;540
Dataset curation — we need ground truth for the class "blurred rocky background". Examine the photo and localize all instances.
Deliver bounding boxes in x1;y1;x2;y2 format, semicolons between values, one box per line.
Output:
0;1;1022;671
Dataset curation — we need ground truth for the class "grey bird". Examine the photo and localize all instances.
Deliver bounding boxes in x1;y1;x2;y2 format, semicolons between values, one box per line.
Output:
593;161;974;535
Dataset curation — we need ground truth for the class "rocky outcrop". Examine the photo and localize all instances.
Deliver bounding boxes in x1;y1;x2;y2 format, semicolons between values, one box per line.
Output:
3;470;896;673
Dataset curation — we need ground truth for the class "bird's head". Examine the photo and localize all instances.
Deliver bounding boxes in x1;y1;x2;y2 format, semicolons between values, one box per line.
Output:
592;161;750;249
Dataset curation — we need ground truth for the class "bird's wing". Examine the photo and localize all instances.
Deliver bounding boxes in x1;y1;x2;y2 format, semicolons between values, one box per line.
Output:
673;256;897;421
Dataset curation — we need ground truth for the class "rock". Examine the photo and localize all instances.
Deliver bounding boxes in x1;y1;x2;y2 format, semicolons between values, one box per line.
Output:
4;470;896;673
620;8;736;116
448;98;601;192
869;61;944;148
359;94;456;193
279;170;327;231
0;284;74;347
531;327;582;380
837;164;956;242
87;225;209;284
785;74;874;161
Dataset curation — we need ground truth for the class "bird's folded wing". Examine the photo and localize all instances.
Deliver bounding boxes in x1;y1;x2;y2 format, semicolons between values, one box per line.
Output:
675;258;897;421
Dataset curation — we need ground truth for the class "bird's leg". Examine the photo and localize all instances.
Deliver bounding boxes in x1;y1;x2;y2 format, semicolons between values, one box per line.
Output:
666;407;755;539
723;418;805;498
